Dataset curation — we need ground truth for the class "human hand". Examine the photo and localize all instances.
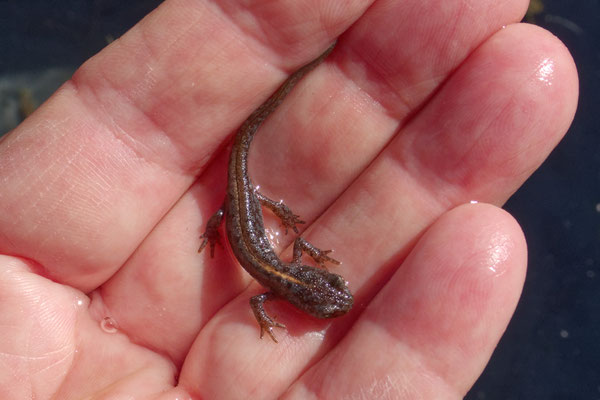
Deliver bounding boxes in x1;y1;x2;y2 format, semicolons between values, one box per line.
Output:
0;0;577;398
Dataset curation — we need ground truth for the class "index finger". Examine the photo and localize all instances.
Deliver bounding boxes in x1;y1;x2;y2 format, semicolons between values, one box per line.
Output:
0;0;370;291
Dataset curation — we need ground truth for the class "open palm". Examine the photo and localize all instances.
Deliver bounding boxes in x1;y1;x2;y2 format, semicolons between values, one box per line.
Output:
0;0;577;398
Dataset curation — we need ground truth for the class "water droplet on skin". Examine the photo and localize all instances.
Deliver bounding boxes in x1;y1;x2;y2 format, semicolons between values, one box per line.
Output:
486;232;511;276
100;317;118;333
536;58;555;86
265;227;282;247
73;295;87;309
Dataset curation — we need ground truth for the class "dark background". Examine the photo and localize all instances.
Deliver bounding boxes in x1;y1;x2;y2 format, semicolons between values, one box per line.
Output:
469;1;600;399
0;1;597;398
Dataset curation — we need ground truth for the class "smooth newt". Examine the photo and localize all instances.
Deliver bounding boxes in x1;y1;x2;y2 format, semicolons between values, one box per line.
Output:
198;43;353;342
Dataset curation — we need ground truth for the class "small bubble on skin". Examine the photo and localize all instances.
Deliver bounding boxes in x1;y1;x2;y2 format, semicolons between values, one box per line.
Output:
100;316;118;333
157;306;168;318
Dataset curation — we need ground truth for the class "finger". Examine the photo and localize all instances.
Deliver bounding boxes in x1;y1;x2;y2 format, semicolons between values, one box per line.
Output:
97;0;535;366
178;23;576;399
0;256;175;398
249;0;530;221
395;23;579;206
0;256;78;397
87;149;248;366
284;204;527;399
0;0;370;291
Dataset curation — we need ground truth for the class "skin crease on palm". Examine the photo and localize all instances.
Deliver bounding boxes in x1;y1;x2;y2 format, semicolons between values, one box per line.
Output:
0;0;578;398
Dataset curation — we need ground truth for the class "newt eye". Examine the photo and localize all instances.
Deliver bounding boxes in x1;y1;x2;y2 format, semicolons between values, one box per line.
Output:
328;274;347;289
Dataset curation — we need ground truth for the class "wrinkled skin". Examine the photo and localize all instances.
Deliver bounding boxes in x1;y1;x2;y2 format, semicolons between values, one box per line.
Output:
0;0;578;399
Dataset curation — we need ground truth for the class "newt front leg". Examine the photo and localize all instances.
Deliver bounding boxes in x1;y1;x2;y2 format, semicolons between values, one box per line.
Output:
250;292;286;342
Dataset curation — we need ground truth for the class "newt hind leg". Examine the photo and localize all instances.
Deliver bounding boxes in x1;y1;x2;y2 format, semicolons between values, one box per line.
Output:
255;191;305;234
198;206;225;257
254;191;340;268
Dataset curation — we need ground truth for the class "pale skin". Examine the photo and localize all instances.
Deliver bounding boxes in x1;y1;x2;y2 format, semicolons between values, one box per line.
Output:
0;0;578;399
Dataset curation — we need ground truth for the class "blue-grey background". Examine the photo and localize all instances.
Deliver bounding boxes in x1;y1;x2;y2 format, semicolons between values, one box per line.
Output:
0;1;597;398
469;1;599;398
